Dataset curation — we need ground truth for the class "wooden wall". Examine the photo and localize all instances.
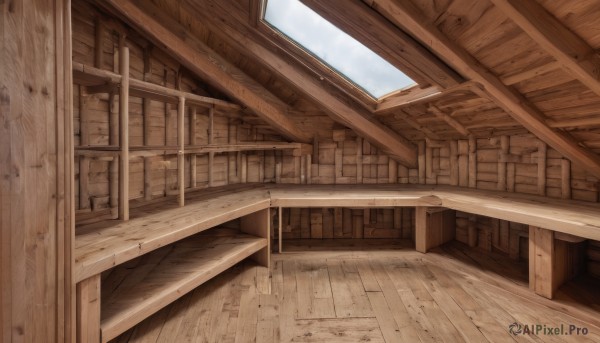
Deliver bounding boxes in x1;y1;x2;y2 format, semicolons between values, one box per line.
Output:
0;0;73;341
72;1;289;225
280;208;414;240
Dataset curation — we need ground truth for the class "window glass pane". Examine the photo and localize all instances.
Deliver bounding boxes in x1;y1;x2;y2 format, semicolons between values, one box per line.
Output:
264;0;416;98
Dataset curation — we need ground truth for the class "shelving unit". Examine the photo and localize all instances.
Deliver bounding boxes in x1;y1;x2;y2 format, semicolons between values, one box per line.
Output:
100;231;267;342
75;200;271;342
74;50;311;221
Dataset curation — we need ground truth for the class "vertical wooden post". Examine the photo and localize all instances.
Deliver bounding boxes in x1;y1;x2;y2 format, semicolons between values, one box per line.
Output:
449;140;459;186
76;275;101;343
356;137;363;184
241;208;271;268
178;96;185;207
537;141;547;196
118;43;130;221
417;141;426;184
468;136;477;188
109;93;119;217
388;159;397;183
142;48;152;202
529;226;585;299
278;207;283;253
79;89;90;210
561;159;571;199
415;207;456;253
498;135;508;191
208;107;214;187
306;154;312;184
334;149;342;183
458;140;469;187
189;107;197;188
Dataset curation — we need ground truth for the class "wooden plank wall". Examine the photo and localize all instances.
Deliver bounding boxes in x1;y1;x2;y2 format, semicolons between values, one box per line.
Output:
72;2;287;225
1;0;73;341
280;207;414;240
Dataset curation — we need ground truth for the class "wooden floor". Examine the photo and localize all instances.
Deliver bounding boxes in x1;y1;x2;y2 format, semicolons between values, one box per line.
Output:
110;241;600;342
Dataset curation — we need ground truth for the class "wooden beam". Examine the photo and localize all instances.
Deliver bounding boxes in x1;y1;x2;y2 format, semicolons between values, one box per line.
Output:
428;106;470;137
102;0;310;143
490;0;600;98
301;0;462;89
371;0;600;178
178;96;185;206
118;44;130;221
180;0;418;167
76;275;101;343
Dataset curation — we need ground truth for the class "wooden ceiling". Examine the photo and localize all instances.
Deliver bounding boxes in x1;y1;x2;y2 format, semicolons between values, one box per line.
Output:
101;0;600;176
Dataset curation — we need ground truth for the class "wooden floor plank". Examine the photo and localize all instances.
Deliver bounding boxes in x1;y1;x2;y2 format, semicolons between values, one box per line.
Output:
327;259;373;318
110;242;600;343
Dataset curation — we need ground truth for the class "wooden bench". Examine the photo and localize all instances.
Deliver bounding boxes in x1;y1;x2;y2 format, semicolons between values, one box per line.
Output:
269;184;600;299
75;185;271;342
75;184;600;341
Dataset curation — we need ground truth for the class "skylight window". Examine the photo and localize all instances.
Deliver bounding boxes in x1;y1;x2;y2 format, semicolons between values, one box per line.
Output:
263;0;416;99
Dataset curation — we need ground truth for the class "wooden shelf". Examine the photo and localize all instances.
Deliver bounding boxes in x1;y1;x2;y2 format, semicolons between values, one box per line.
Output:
73;62;241;111
100;231;267;342
74;185;270;282
75;142;312;159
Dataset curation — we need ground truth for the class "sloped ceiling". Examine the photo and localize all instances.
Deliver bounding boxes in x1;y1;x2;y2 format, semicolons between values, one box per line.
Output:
111;0;600;176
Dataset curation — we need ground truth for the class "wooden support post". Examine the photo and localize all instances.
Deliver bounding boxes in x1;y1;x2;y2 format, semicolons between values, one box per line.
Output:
189;107;197;188
356;137;363;184
418;141;426;184
106;92;119;217
334;149;343;183
449;140;459;186
498;135;509;191
537;141;547;196
178;96;185;206
118;44;130;221
468;136;477;188
79;88;91;210
208;107;214;187
529;226;585;299
561;159;571;199
353;212;364;239
76;274;101;343
240;208;270;268
416;207;456;253
425;145;434;184
458;140;468;187
388;159;397;183
306;154;312;184
141;39;152;202
278;206;283;253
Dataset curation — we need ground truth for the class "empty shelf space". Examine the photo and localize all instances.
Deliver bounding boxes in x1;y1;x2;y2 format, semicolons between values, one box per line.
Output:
100;231;267;342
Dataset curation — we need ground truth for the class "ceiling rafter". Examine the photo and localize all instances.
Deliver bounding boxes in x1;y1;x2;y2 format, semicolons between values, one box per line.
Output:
101;0;311;144
368;0;600;178
178;0;419;167
489;0;600;98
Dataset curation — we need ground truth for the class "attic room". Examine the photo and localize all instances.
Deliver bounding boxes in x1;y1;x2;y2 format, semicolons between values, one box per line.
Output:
3;0;600;341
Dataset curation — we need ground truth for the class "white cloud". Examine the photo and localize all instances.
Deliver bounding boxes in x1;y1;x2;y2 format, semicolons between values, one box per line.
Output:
264;0;415;98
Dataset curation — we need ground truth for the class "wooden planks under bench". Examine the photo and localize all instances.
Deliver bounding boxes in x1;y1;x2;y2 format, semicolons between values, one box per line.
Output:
100;231;267;342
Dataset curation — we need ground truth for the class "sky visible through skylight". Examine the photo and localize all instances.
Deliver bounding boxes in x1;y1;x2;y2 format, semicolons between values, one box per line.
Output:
264;0;416;98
